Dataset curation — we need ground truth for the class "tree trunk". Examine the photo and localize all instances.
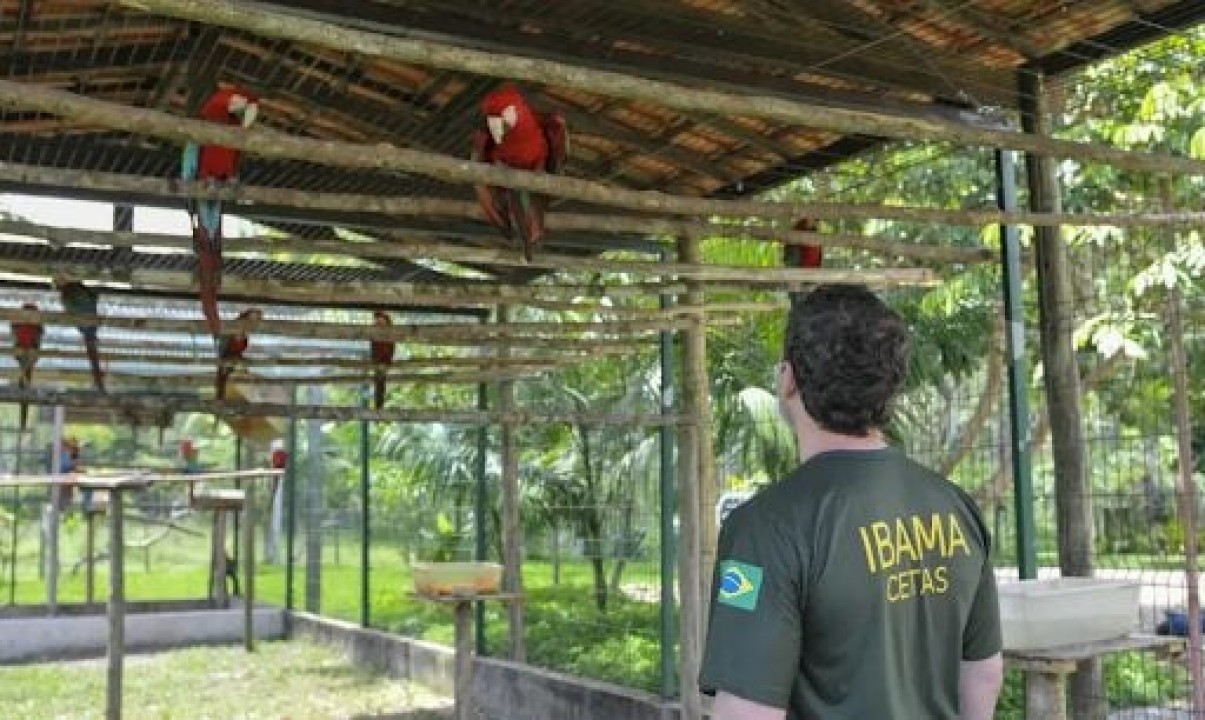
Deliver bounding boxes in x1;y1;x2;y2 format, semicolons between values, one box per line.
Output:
1021;70;1100;720
577;422;609;612
550;522;561;586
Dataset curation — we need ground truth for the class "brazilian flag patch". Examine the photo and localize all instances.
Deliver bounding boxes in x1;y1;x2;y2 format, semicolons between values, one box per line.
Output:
717;560;763;611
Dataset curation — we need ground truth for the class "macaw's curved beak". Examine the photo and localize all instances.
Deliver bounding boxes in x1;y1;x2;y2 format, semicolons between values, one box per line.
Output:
241;102;259;128
487;115;505;145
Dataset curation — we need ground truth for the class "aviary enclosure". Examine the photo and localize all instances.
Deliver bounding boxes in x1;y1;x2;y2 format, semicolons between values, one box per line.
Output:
0;1;1201;719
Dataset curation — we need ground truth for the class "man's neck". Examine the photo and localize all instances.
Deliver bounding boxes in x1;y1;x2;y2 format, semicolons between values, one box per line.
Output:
796;426;888;463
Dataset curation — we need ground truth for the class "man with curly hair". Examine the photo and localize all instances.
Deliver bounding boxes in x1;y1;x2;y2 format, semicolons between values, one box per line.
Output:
699;284;1003;720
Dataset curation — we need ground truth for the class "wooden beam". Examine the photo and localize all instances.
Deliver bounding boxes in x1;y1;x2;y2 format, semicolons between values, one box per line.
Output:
0;385;688;426
0;220;941;285
115;0;1205;177
0;307;711;346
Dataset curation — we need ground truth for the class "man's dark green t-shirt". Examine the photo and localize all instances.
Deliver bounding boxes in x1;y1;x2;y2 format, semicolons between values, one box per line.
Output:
699;448;1002;719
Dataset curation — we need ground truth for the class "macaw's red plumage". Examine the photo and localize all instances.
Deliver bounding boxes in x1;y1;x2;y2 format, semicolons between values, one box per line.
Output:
784;218;823;306
215;308;261;402
471;83;568;261
181;85;261;338
370;311;396;410
57;280;105;393
12;302;43;434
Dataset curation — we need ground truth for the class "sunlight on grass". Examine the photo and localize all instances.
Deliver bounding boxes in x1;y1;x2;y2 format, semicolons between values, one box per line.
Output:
0;640;451;720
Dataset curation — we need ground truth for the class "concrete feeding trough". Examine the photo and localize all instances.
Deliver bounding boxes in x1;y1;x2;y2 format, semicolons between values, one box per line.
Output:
999;578;1141;651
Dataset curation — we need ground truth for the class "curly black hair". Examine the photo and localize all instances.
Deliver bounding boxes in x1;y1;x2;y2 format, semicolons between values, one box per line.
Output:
784;284;911;436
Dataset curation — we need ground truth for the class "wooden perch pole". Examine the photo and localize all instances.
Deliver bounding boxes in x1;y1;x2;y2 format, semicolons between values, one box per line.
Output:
0;386;688;426
0;160;1197;234
0;347;589;371
0;307;724;347
6;367;554;387
0;219;948;283
0;253;691;308
0;166;985;265
119;0;1205;177
3;85;1205;234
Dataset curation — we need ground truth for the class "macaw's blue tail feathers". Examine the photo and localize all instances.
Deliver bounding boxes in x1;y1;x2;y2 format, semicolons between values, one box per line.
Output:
197;199;223;239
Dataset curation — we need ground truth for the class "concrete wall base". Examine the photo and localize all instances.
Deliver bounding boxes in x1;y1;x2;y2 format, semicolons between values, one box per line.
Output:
287;612;691;720
0;601;285;664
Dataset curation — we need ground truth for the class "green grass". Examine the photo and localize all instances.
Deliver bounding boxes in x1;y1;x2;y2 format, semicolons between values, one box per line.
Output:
0;640;450;719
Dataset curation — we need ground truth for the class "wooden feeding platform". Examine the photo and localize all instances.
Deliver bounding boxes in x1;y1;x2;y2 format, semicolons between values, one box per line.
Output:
409;562;517;720
1005;634;1186;720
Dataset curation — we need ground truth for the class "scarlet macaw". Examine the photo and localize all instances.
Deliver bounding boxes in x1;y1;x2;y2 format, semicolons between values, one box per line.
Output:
784;218;823;307
471;83;568;261
369;311;395;410
11;302;43;434
57;280;105;393
181;86;260;338
215;308;261;402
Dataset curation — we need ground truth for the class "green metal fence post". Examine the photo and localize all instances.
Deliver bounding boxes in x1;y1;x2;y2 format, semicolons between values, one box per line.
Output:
360;387;371;628
995;148;1038;579
659;249;678;698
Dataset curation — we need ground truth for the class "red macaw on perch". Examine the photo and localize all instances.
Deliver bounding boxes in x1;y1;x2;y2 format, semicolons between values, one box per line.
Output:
783;218;823;306
370;311;395;410
215;308;261;402
471;83;568;261
57;280;105;393
11;302;43;434
181;85;260;338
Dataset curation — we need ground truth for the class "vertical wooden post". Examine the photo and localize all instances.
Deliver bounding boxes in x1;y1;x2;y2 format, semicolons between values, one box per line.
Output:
1020;70;1100;720
454;599;474;720
106;488;125;720
675;237;706;720
86;511;97;604
1161;178;1204;714
47;405;64;613
305;384;324;613
1026;670;1069;720
497;304;525;661
212;511;228;607
244;479;256;652
678;238;717;603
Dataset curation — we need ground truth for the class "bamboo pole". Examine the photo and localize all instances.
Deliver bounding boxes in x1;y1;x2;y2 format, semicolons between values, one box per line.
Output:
118;0;1205;177
0;307;712;346
0;386;689;426
0;218;956;280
